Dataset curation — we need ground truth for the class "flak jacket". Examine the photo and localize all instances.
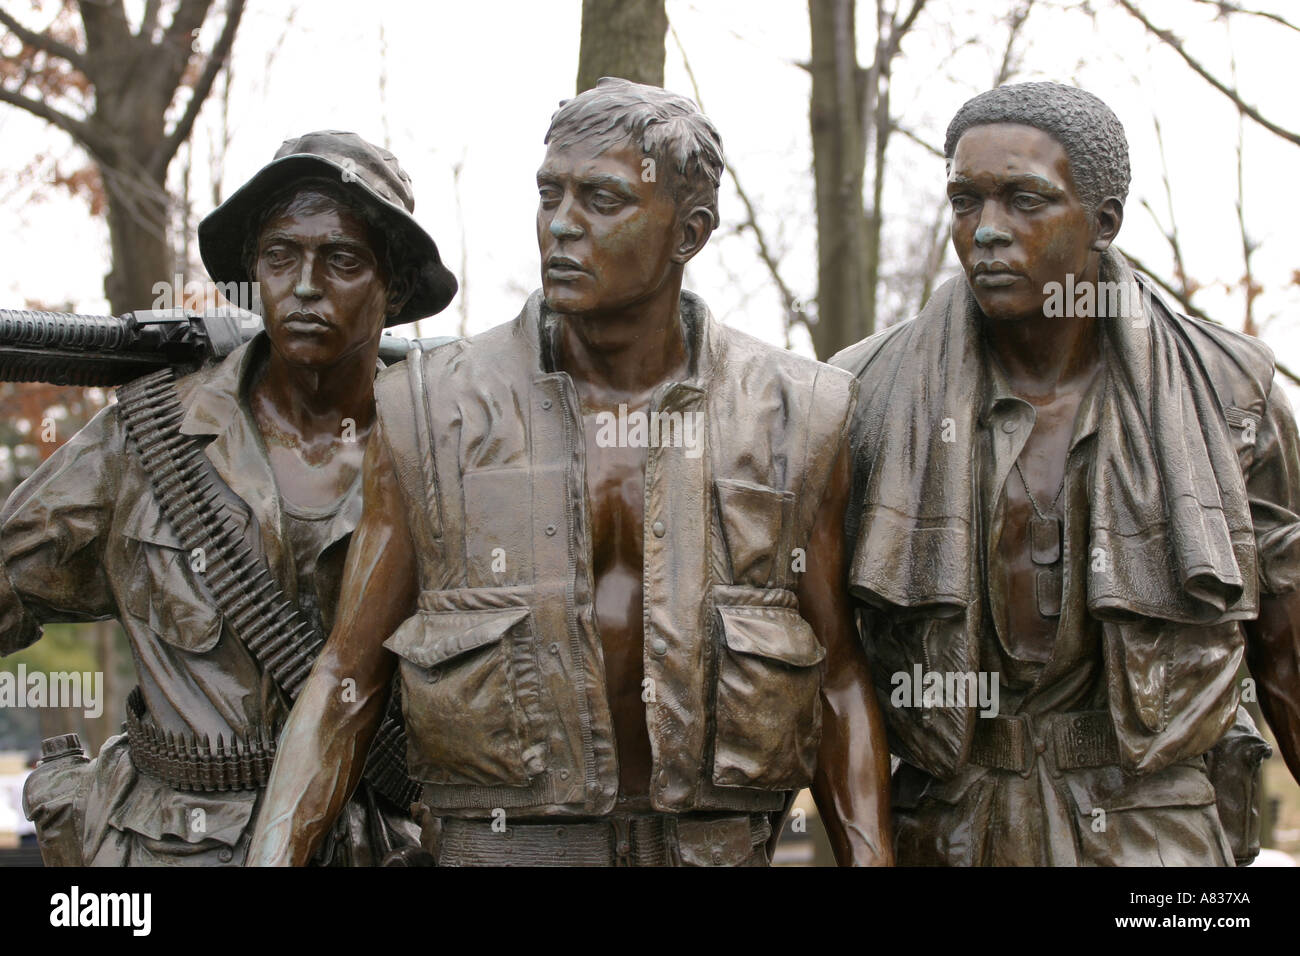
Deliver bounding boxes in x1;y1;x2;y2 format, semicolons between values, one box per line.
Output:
374;290;856;826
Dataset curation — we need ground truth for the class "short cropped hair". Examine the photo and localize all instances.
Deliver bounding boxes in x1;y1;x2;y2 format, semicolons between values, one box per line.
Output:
944;81;1131;211
545;77;725;227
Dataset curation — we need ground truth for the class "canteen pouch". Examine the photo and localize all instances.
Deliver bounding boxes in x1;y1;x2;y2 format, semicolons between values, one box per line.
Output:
1203;705;1272;866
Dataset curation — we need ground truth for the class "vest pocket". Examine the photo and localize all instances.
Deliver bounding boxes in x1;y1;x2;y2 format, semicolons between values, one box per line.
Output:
384;600;545;787
120;495;223;654
711;593;826;791
714;478;794;588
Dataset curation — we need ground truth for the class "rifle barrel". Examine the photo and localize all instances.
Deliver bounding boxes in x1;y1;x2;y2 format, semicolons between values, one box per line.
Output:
0;309;134;351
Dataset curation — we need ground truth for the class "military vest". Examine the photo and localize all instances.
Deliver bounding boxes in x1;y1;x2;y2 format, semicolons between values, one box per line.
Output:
373;291;855;818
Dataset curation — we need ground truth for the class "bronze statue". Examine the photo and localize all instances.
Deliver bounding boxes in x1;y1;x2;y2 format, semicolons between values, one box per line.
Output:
832;82;1300;865
248;78;893;867
3;130;457;865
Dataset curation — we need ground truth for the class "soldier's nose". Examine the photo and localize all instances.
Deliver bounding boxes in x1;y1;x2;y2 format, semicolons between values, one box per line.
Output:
549;218;583;240
294;257;324;299
974;224;1012;247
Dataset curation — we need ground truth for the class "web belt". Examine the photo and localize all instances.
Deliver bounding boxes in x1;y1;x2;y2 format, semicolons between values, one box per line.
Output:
435;812;772;866
969;710;1119;774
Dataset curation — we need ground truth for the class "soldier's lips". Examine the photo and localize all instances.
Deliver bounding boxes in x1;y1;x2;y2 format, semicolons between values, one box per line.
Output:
973;272;1022;288
282;314;333;333
546;257;588;280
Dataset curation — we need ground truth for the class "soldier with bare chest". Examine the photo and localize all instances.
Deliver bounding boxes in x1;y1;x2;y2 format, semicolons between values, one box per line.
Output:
544;133;694;801
250;79;894;867
577;370;680;800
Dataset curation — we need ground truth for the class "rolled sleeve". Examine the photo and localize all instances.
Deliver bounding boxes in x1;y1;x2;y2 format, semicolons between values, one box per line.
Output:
1247;377;1300;595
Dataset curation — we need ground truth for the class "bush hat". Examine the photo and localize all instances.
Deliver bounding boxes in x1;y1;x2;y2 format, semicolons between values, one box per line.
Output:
198;130;457;326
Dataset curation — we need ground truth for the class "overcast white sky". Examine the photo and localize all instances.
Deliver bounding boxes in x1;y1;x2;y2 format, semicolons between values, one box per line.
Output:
1;0;1298;374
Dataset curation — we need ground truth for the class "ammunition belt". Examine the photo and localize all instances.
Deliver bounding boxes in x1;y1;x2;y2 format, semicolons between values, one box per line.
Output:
117;368;421;808
125;687;274;791
118;369;323;696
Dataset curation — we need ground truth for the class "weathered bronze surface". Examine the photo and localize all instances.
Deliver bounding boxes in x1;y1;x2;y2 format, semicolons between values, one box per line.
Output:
833;82;1300;865
248;79;893;867
2;130;455;865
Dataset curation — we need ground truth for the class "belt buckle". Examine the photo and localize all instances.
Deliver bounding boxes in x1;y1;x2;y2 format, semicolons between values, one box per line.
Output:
1008;712;1037;777
610;816;633;866
1020;712;1060;778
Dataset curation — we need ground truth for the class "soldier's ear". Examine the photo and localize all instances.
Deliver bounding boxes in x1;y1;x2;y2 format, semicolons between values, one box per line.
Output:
673;206;714;264
1091;197;1124;252
385;270;415;318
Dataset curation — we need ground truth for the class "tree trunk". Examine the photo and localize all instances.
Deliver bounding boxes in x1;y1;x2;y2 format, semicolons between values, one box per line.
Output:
809;0;869;360
102;163;173;315
576;0;668;93
0;0;246;313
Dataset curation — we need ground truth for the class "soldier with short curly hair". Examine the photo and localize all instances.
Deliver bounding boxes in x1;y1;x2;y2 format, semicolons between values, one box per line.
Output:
834;81;1300;866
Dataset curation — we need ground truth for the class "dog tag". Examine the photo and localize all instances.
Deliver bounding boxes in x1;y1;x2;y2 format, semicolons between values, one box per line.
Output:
1036;567;1063;617
1029;515;1061;566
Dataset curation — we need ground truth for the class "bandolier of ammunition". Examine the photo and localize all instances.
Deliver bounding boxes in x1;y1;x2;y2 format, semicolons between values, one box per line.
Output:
116;368;421;807
125;687;275;791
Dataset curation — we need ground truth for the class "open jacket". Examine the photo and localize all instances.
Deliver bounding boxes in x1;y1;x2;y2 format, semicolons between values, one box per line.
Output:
0;333;401;864
374;290;856;819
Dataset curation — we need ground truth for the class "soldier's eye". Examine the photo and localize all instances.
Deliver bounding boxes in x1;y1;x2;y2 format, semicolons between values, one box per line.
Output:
949;195;977;214
1014;193;1046;211
590;190;625;213
539;186;562;207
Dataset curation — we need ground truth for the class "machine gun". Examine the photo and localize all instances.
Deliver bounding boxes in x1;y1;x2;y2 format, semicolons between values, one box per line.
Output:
0;307;453;387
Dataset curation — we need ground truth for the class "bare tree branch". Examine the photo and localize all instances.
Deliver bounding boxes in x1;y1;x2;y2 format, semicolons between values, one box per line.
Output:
670;22;806;332
894;123;944;159
0;6;89;73
1116;0;1300;147
138;0;163;38
1121;247;1211;320
1228;32;1258;335
1187;0;1300;35
1123;246;1300;385
0;84;107;159
1141;111;1193;300
150;0;246;179
79;0;132;63
993;0;1034;87
884;0;927;61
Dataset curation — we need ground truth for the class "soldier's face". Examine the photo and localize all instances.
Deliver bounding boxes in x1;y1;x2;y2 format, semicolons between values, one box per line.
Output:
947;123;1099;324
254;192;389;367
536;138;681;316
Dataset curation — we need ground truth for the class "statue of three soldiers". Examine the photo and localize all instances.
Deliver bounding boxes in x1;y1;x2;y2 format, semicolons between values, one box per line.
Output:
2;76;1297;867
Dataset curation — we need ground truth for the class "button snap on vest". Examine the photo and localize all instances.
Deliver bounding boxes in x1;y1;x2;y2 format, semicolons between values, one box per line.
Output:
651;638;668;656
545;524;557;536
651;520;666;537
541;399;553;410
549;643;560;654
1001;419;1018;433
426;667;442;683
